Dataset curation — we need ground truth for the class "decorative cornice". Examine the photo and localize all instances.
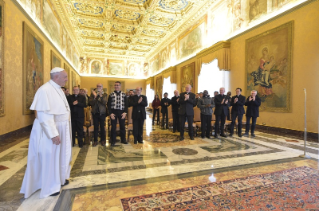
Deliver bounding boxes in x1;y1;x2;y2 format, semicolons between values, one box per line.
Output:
196;41;231;59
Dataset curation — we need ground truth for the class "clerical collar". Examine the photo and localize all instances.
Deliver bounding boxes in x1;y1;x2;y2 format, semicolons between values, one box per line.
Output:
75;95;78;97
50;80;61;88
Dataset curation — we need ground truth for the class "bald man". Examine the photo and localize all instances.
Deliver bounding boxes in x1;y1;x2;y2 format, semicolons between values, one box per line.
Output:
131;87;148;144
179;84;196;140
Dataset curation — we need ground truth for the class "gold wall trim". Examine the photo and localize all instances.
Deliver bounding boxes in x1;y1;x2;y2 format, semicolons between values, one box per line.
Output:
196;41;231;59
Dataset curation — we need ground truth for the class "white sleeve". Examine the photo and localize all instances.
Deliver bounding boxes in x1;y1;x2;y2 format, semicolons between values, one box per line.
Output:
37;111;59;139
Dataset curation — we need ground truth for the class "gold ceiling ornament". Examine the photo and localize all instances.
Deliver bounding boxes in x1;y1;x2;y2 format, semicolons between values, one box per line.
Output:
137;38;158;46
107;49;127;55
132;45;151;52
78;18;105;30
141;28;166;37
81;30;105;40
111;23;136;35
109;35;132;43
83;40;105;47
109;43;128;50
84;47;105;53
114;0;152;9
129;51;145;56
149;14;176;28
113;9;143;24
73;2;104;17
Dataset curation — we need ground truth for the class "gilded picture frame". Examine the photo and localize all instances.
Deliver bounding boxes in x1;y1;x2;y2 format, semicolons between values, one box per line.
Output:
245;21;293;113
108;60;124;76
180;62;195;91
23;22;44;115
51;50;61;69
64;63;70;90
0;0;4;117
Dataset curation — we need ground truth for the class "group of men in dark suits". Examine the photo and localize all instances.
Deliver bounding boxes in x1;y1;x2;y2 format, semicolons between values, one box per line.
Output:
213;87;261;138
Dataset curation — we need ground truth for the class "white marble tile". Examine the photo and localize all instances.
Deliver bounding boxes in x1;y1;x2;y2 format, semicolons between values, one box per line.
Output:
17;190;59;211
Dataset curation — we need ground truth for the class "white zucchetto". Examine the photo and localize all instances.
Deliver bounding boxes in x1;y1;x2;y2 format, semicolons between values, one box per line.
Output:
50;67;64;73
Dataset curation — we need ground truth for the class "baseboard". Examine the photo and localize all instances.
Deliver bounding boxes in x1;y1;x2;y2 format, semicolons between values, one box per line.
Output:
0;125;33;141
256;125;318;142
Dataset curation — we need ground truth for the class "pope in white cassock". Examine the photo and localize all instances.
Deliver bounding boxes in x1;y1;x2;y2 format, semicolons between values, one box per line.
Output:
20;67;72;198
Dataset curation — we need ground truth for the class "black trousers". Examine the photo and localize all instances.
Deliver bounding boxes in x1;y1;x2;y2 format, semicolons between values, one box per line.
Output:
230;113;243;135
93;113;106;143
179;114;194;138
215;113;226;135
72;117;84;147
161;111;168;128
201;114;212;138
110;109;126;144
133;118;144;142
245;116;257;134
172;111;180;132
152;109;159;124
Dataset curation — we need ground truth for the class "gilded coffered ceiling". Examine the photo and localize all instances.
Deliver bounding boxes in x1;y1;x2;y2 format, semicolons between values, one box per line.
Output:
51;0;214;59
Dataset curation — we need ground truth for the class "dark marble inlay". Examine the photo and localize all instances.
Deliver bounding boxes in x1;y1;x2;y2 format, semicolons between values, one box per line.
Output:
172;148;198;155
143;133;180;143
69;137;282;177
0;165;9;171
97;145;167;165
0;165;26;210
0;150;29;163
201;139;255;153
255;136;319;155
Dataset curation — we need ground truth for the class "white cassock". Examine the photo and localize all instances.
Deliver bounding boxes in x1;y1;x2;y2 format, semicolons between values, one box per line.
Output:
20;80;72;198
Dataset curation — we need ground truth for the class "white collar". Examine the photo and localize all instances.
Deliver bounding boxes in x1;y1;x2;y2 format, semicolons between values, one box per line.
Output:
49;80;61;89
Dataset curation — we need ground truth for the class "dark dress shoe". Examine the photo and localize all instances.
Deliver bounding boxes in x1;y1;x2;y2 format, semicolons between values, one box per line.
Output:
121;141;128;144
190;137;194;140
62;180;69;187
134;140;138;144
101;141;106;146
138;140;143;144
180;137;184;141
251;134;256;137
220;134;227;137
93;142;98;147
243;133;249;137
238;134;242;138
79;145;83;148
50;192;60;196
111;143;115;146
201;136;205;139
206;136;210;139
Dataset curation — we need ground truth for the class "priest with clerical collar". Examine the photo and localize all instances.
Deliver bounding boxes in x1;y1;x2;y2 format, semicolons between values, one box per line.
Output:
229;88;246;137
131;87;148;144
20;67;72;198
107;81;128;146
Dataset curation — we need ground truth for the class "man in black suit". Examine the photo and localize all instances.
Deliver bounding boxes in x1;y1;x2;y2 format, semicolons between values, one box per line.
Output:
171;90;180;133
244;90;261;137
68;86;86;148
229;88;246;137
127;90;135;107
179;84;196;140
161;92;170;129
214;87;230;138
131;87;148;144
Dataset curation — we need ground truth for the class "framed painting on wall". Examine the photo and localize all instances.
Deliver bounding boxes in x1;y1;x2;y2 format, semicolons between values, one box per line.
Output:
108;60;124;76
180;62;195;91
51;50;61;69
23;22;44;115
245;21;293;112
64;63;70;90
0;0;4;116
156;76;162;99
108;81;125;93
178;16;207;60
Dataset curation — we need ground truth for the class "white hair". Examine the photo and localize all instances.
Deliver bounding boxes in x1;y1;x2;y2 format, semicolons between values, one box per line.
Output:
50;72;60;79
251;90;257;94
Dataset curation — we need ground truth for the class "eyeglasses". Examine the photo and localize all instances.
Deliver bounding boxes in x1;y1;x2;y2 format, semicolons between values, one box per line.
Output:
114;84;120;86
97;85;102;87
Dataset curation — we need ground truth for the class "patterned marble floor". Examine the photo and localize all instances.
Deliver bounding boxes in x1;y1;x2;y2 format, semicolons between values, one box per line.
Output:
0;115;318;211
